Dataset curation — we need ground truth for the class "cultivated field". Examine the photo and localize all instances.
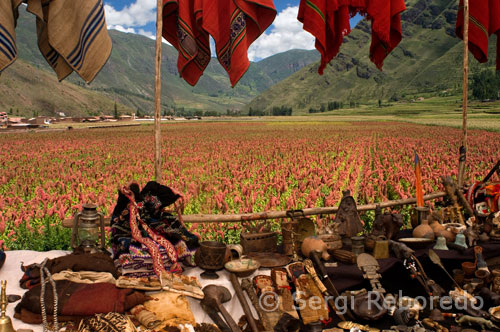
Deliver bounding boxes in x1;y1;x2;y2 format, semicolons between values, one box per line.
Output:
0;121;499;249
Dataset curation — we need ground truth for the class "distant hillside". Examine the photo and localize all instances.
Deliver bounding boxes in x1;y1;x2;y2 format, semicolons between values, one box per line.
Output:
0;60;135;117
246;0;499;114
0;7;319;117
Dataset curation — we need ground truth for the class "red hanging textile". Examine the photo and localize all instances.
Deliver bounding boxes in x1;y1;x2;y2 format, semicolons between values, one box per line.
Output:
163;0;276;87
297;0;351;75
456;0;500;70
368;0;406;70
297;0;406;75
162;0;211;86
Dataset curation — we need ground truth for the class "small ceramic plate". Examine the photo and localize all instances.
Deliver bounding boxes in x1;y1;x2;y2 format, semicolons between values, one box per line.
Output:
398;237;434;249
248;252;291;268
224;258;261;277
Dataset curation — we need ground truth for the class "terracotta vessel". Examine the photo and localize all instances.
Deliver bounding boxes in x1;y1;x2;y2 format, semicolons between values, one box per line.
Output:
301;236;330;260
462;261;476;277
412;218;435;240
429;221;455;242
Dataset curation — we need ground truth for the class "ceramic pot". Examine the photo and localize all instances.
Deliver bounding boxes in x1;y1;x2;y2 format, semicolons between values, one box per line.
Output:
430;221;455;242
475;269;491;285
412;219;435;240
301;236;330;260
430;220;445;234
445;223;466;236
351;236;365;256
440;229;455;242
227;244;243;260
462;261;477;277
197;241;227;279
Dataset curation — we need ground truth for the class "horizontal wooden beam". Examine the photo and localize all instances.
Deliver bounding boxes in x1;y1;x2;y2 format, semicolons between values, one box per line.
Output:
61;191;446;227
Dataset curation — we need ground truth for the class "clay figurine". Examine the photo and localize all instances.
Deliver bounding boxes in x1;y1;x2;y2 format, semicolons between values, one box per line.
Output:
372;206;403;240
335;190;364;238
372;205;387;238
455;315;499;330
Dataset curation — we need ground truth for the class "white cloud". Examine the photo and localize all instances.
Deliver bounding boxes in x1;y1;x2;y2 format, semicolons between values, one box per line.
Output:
138;29;156;40
109;24;137;34
104;0;156;27
247;6;315;61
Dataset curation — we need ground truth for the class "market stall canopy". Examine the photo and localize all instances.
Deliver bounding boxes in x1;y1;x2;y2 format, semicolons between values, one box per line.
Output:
0;0;112;83
456;0;500;70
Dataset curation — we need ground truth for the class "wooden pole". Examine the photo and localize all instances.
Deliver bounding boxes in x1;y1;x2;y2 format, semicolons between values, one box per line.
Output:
154;0;163;183
181;191;446;223
458;0;469;188
62;191;446;227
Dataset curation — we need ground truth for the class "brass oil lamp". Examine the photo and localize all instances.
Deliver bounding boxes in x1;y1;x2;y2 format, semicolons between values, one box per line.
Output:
71;203;105;253
0;280;15;332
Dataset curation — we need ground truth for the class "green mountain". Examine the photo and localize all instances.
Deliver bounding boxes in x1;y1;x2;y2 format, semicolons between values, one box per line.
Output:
246;0;499;114
0;6;319;117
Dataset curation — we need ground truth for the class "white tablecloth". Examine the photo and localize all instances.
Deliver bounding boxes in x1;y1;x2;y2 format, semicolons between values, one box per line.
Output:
0;250;263;331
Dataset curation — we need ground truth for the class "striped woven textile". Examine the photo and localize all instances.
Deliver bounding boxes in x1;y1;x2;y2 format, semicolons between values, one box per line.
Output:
0;0;111;83
0;0;22;74
163;0;276;87
456;0;500;70
297;0;406;75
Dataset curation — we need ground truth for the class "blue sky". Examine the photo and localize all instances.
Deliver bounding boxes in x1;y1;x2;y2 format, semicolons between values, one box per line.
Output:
103;0;363;61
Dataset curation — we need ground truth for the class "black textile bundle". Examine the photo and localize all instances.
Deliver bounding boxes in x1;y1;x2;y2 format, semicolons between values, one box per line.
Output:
112;181;180;220
110;181;198;260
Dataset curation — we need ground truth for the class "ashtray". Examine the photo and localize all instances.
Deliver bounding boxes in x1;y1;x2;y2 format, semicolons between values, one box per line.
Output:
224;257;261;277
398;237;434;249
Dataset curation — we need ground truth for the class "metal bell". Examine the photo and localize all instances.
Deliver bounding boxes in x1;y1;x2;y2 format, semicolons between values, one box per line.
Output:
433;236;449;250
454;233;468;249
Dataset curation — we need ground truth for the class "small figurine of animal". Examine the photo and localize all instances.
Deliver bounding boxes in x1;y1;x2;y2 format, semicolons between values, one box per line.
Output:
455;315;499;330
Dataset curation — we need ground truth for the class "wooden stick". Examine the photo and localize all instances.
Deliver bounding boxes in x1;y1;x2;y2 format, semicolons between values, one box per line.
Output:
61;191;446;227
154;0;163;183
229;273;259;332
459;0;469;188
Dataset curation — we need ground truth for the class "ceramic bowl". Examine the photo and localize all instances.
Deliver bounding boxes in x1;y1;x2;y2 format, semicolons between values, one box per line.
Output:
224;257;261;278
462;261;476;277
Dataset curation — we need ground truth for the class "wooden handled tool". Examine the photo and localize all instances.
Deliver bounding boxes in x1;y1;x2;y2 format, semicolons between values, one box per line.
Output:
229;273;259;332
241;278;273;331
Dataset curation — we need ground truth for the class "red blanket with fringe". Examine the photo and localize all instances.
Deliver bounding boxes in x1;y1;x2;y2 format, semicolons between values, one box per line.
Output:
456;0;500;70
297;0;406;74
163;0;276;86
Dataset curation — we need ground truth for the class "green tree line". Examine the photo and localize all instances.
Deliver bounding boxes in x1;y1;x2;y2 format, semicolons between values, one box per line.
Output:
472;69;500;100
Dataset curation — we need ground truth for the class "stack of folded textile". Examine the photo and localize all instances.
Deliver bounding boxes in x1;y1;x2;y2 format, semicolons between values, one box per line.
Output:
115;242;193;277
111;181;200;278
15;251;149;325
